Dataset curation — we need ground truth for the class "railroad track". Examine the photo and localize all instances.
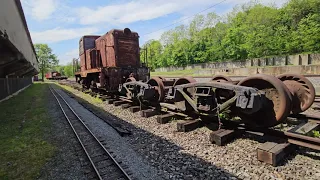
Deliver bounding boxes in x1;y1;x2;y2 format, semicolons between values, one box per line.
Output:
49;85;132;180
58;77;320;166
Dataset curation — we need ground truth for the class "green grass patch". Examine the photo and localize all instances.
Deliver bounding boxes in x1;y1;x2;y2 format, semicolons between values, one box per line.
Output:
57;83;103;104
0;83;56;180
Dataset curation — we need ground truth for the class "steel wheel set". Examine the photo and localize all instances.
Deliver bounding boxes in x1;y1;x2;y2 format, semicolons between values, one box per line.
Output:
120;73;315;128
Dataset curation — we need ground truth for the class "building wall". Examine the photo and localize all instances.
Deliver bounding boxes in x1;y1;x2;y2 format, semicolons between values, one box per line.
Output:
0;0;38;72
0;77;32;102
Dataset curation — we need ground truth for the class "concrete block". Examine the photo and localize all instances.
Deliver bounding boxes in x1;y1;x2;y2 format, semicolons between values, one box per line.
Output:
239;60;247;68
259;58;267;66
252;58;259;66
287;55;300;65
274;56;286;66
310;54;320;65
299;54;309;65
245;59;252;67
265;57;274;66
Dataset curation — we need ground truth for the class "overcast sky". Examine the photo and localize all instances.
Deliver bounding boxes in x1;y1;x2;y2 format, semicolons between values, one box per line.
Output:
21;0;287;65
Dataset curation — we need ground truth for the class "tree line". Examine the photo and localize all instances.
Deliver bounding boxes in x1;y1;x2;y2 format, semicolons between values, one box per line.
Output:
140;0;320;70
35;44;76;80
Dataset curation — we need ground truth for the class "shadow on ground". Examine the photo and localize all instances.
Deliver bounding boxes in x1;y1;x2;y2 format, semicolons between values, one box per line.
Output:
53;84;237;179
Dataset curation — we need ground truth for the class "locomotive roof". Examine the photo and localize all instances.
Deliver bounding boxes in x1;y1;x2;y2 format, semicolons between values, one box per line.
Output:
107;28;138;34
80;28;138;42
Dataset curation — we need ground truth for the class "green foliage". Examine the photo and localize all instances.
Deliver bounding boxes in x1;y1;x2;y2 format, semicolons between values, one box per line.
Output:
52;62;75;77
34;44;59;80
141;0;320;69
312;130;320;138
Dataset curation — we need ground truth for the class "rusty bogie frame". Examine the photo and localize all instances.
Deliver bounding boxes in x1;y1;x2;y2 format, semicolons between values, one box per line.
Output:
120;73;315;128
120;78;266;123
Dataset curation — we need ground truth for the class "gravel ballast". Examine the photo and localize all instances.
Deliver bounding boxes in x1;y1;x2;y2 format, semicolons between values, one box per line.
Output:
38;87;87;180
58;84;320;180
55;87;163;180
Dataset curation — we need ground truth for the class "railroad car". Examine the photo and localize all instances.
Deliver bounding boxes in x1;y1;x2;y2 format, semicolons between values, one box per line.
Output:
45;71;68;80
75;28;149;92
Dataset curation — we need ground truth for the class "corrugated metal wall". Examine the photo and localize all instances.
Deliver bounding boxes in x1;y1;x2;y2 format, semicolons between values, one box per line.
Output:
0;78;32;101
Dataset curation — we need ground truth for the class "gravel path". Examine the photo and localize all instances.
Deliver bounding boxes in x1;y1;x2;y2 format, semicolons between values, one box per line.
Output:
55;87;162;180
99;105;320;180
38;86;86;180
58;83;320;180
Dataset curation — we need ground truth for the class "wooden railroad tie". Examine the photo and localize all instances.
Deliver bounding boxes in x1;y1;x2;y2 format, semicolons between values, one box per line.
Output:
257;142;296;166
113;100;127;106
209;129;242;146
121;103;132;109
140;109;159;118
177;119;202;132
98;96;106;101
157;114;176;124
99;95;111;101
129;106;141;113
105;99;116;104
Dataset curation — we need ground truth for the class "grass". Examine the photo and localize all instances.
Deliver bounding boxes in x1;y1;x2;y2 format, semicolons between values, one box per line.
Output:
57;83;103;104
0;83;56;180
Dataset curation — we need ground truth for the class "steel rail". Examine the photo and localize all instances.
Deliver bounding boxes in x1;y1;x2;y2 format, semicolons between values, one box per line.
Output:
49;85;131;180
251;127;320;150
152;74;320;79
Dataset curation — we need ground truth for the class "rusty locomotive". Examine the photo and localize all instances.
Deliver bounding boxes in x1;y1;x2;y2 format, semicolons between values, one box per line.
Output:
76;28;315;128
75;28;149;92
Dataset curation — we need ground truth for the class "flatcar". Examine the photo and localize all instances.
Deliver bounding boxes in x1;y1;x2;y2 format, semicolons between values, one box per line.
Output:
74;28;149;92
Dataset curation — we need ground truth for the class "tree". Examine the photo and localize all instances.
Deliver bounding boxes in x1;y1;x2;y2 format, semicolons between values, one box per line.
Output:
140;0;320;68
34;44;59;81
63;63;74;77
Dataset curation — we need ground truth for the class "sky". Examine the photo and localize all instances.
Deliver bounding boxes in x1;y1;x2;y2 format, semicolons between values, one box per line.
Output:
21;0;287;65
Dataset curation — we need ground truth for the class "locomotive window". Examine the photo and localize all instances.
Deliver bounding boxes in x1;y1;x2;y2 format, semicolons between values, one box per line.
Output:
84;38;97;51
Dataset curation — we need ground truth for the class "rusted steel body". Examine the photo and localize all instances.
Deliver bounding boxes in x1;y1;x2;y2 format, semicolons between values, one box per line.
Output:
78;35;100;71
75;28;149;92
85;49;99;70
95;29;140;67
121;73;316;128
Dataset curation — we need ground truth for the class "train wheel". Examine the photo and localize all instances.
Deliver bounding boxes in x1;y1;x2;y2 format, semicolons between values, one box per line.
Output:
173;77;196;113
277;74;315;114
173;77;196;86
211;75;232;83
211;75;234;103
125;77;136;83
147;77;165;102
157;76;166;81
173;77;196;97
237;74;292;127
